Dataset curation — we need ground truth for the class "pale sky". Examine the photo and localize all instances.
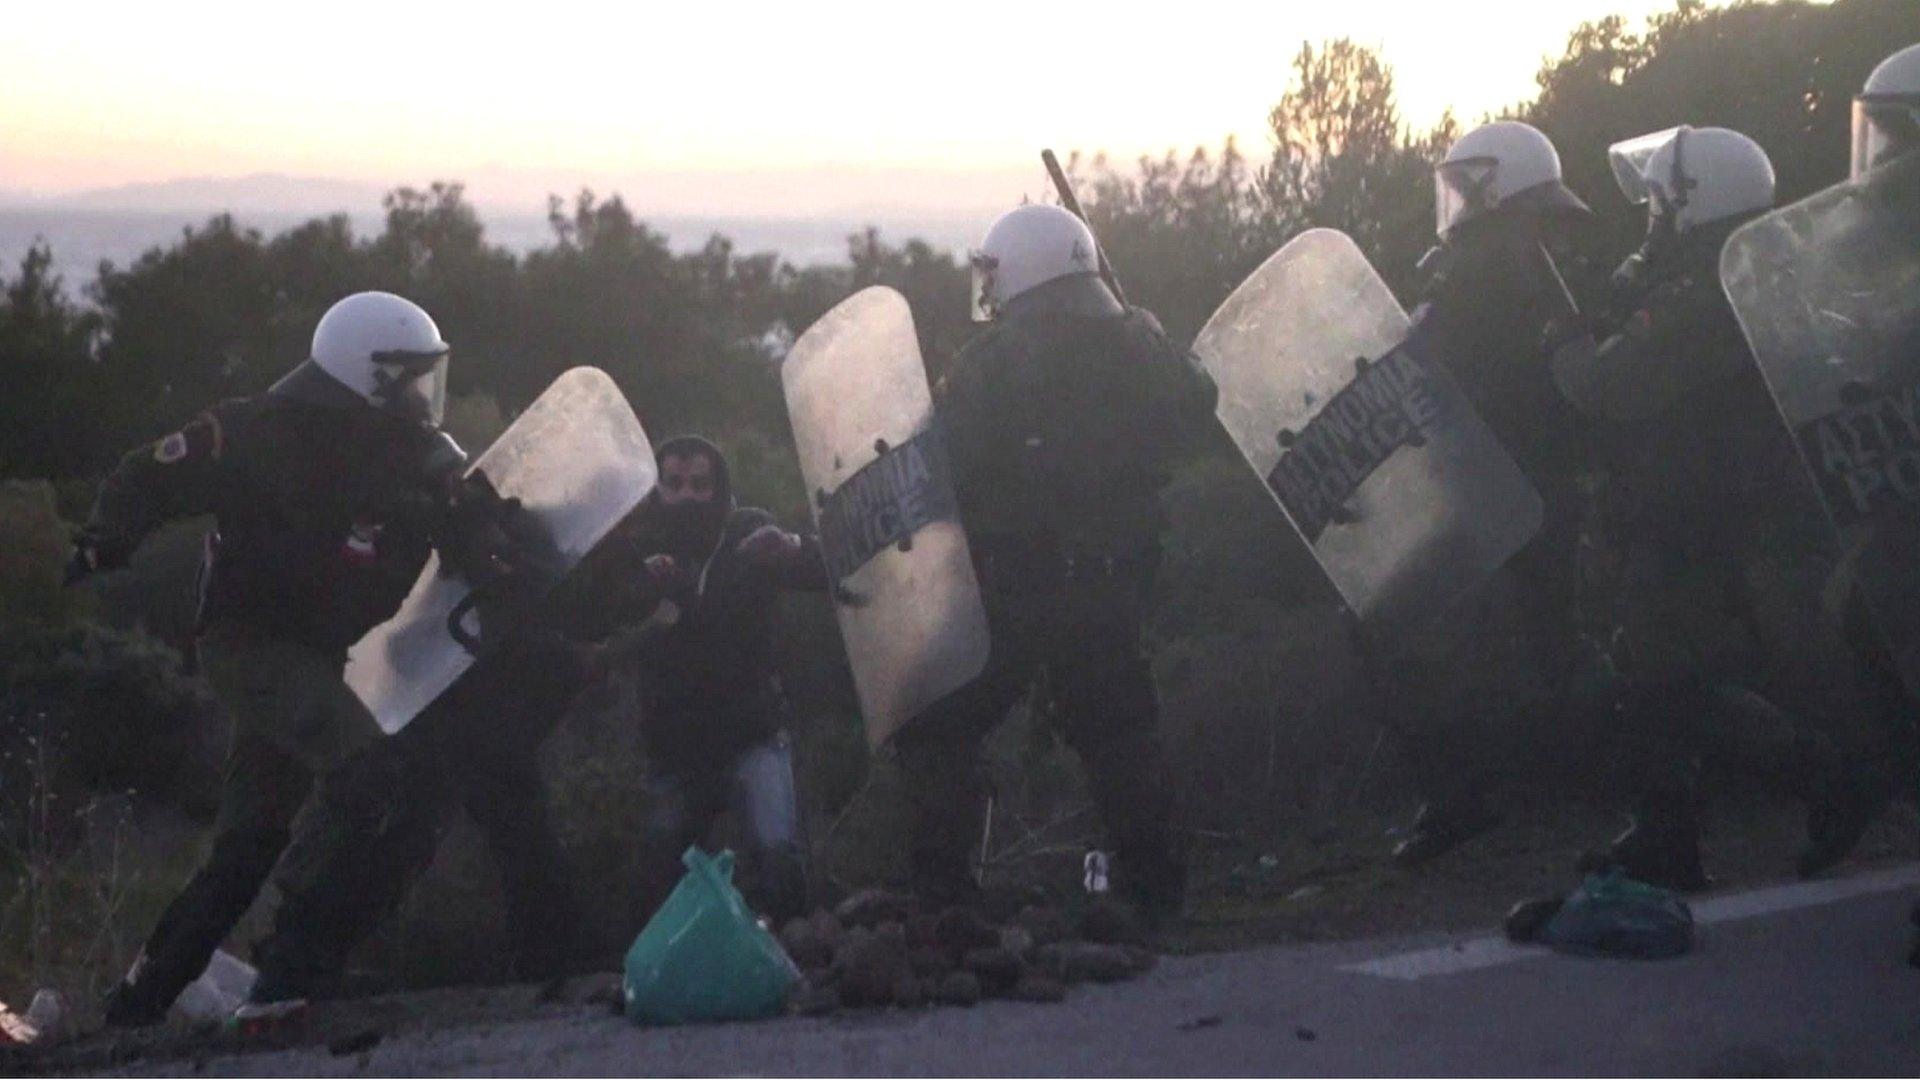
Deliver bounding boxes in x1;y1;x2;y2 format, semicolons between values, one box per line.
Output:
0;0;1713;215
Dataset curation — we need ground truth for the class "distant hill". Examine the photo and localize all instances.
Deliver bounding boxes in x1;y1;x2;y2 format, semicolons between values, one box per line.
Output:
29;174;390;215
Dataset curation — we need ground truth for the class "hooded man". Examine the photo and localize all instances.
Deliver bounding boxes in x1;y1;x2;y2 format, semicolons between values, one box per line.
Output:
619;435;826;926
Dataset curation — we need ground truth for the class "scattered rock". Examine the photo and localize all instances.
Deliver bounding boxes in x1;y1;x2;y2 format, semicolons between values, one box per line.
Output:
809;909;847;950
781;917;835;970
790;983;841;1017
905;911;942;949
875;920;909;951
1013;905;1072;947
934;971;982;1007
1121;945;1158;974
834;888;918;929
1031;943;1066;980
327;1030;383;1057
1052;942;1137;983
891;976;929;1009
908;946;955;979
1296;1027;1318;1042
1078;896;1148;946
774;891;1158;1013
962;946;1023;995
981;883;1048;922
934;906;1001;958
543;972;622;1008
834;927;911;1007
1010;975;1067;1003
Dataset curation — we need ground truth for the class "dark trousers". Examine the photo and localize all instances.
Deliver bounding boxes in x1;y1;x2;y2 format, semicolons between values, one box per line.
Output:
1365;563;1567;820
894;583;1183;910
251;655;582;997
120;624;385;1013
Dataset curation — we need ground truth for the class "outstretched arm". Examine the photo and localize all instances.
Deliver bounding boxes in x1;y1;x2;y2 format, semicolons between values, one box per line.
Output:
738;521;829;592
71;404;236;581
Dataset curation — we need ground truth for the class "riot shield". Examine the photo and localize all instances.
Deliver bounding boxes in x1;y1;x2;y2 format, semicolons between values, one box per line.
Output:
1193;228;1544;629
1721;150;1920;692
782;286;989;748
345;367;656;733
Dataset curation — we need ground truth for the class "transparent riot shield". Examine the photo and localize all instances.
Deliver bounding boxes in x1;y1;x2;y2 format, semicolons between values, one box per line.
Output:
1193;228;1544;630
1721;150;1920;692
345;367;656;733
782;286;989;748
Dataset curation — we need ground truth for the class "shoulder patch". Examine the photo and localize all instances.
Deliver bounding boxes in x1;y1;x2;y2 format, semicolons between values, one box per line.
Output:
153;431;190;464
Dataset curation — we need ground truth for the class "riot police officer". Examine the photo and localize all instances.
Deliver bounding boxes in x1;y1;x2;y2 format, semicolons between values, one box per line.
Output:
895;204;1218;920
74;292;471;1026
1566;126;1884;889
1377;121;1597;866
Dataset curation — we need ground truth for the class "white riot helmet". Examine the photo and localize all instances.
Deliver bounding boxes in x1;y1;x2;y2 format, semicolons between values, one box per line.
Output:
1854;43;1920;180
1435;120;1590;240
309;291;451;427
969;204;1105;321
1608;126;1775;233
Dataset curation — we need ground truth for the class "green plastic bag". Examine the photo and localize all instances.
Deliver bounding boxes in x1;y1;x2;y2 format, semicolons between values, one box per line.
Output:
623;847;801;1025
1542;867;1695;959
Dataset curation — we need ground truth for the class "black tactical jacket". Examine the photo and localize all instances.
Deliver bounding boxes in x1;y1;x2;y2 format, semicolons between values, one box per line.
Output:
84;394;460;657
933;306;1218;579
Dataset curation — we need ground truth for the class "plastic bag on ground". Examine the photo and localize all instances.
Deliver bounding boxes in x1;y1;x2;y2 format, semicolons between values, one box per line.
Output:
1541;868;1695;959
623;847;800;1026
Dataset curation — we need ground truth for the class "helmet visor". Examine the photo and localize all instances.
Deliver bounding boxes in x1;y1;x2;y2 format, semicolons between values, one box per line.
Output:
1435;156;1500;238
370;348;449;428
968;251;998;322
1607;127;1686;205
1853;96;1920;181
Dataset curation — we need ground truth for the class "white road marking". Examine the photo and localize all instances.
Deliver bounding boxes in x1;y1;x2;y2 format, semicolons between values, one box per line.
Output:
1341;863;1920;981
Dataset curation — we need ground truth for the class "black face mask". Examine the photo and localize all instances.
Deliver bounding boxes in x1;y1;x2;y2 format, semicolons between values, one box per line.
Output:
650;436;734;556
653;496;727;555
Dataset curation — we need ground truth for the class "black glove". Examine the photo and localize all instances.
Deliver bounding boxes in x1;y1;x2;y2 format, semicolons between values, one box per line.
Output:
436;472;528;586
63;532;128;585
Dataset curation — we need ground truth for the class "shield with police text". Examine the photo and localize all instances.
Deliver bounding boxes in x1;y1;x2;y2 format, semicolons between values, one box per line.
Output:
1193;228;1544;630
783;286;989;748
345;366;657;733
1721;150;1920;693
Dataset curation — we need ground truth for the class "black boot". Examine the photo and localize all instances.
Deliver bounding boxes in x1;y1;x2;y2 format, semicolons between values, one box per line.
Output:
1391;798;1502;867
1798;759;1890;879
100;958;171;1029
1584;809;1711;893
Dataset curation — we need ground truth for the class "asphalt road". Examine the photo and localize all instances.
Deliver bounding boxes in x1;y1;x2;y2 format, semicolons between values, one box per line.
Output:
135;865;1920;1076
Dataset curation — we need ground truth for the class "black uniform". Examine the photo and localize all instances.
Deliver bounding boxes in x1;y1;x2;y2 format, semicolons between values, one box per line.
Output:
1571;230;1894;886
245;635;613;1004
895;276;1217;916
85;368;463;1025
1367;214;1593;864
